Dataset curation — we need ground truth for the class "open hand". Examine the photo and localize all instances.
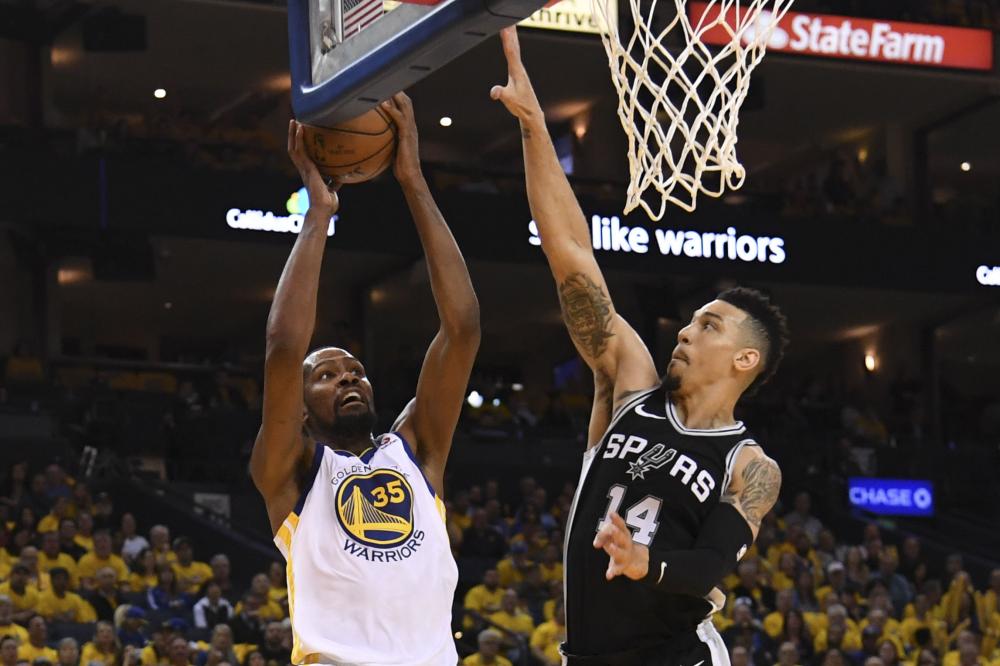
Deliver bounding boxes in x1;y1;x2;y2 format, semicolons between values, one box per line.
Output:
287;120;340;216
490;27;543;123
380;92;422;186
593;512;649;581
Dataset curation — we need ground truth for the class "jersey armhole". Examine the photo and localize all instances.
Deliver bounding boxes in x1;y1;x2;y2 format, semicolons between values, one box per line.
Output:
293;444;325;515
721;438;759;492
392;431;438;498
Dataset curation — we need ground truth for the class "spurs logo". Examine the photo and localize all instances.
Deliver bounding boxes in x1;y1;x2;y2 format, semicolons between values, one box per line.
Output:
626;443;677;480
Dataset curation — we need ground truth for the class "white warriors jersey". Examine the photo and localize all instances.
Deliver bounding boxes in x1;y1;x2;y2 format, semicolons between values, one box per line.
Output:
273;432;458;666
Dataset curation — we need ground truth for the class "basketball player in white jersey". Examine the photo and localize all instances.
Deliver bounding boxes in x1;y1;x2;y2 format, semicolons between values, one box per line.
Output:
250;93;480;666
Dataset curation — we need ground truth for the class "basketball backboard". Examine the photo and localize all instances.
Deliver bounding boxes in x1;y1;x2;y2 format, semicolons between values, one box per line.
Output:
289;0;550;126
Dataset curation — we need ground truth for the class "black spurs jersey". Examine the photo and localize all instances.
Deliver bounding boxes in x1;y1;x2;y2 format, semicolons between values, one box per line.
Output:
563;383;758;656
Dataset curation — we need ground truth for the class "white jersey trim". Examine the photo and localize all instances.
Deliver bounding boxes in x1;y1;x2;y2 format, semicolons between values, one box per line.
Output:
721;438;759;493
666;399;746;437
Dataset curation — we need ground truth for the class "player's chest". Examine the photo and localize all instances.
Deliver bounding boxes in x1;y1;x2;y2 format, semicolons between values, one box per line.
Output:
591;428;728;506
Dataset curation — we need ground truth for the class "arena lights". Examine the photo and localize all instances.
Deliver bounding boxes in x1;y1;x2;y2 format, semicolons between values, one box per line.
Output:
154;88;167;99
961;161;972;172
439;116;452;127
864;353;877;372
466;391;484;408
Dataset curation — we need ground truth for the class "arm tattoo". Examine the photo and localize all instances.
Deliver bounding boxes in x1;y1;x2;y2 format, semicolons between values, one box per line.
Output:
558;272;614;359
736;457;782;529
521;126;532;139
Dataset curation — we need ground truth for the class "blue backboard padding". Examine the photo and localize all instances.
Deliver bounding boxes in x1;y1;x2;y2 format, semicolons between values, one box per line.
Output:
288;0;547;125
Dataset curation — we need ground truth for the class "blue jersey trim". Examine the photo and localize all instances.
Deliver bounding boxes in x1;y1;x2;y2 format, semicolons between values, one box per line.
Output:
391;431;437;498
294;444;325;515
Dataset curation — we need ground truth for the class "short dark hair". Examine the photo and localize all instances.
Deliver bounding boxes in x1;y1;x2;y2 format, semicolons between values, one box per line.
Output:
48;567;69;579
717;287;789;393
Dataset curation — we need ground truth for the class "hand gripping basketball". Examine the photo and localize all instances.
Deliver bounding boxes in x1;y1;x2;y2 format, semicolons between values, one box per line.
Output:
593;511;650;581
379;92;422;186
490;27;543;124
288;120;340;216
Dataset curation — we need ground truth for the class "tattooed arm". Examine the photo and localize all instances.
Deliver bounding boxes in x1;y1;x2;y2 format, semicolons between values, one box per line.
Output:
491;28;657;445
719;447;783;539
594;445;782;596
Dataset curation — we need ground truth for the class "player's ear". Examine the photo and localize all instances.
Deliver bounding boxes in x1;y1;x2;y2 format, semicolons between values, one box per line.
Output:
733;347;761;374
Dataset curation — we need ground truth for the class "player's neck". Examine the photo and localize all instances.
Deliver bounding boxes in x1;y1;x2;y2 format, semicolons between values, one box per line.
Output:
328;434;376;455
669;385;739;430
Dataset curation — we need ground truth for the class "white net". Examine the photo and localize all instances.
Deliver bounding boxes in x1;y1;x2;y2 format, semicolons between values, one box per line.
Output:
591;0;794;218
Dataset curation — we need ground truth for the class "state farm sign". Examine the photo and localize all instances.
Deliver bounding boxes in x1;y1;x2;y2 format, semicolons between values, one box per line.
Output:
690;3;994;71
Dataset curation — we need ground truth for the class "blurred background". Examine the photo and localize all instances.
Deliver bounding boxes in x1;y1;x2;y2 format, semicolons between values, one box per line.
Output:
1;0;999;664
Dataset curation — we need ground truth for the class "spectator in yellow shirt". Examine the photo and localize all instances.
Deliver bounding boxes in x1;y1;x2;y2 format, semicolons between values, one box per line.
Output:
166;636;192;666
267;562;287;608
1;636;19;666
233;575;284;621
464;570;506;630
75;513;96;553
129;549;159;593
0;596;29;645
149;526;177;568
462;629;512;666
541;581;561;622
78;531;129;590
170;538;212;596
56;638;79;666
39;533;78;590
488;589;535;658
37;497;73;535
0;565;39;624
537;545;562;585
765;589;797;638
529;600;566;666
772;552;801;592
17;616;58;664
496;542;532;588
36;568;96;623
80;621;119;666
17;547;50;593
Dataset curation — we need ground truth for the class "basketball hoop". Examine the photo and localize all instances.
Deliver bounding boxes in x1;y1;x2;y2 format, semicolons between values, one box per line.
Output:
591;0;795;218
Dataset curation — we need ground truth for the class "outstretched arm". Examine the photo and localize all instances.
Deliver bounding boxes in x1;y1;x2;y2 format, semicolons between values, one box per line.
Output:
491;27;657;443
383;93;480;496
594;447;781;597
250;121;339;534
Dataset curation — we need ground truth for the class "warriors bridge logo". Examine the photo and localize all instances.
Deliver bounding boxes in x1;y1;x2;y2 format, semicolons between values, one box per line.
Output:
335;469;414;548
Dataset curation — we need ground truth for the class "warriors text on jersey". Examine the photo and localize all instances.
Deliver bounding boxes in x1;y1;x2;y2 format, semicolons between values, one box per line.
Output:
564;384;759;656
273;432;458;666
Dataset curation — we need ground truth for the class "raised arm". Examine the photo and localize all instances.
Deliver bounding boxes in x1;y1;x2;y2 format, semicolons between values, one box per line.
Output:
382;93;481;496
250;121;339;534
491;27;657;439
594;446;782;597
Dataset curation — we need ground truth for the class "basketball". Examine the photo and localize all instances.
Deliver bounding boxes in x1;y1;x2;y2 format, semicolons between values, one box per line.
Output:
300;107;396;184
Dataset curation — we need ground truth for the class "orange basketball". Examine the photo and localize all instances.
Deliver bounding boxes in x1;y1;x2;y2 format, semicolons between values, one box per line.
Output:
300;107;396;184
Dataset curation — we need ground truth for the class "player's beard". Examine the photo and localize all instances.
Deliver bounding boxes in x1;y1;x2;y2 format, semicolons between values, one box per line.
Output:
329;403;378;440
661;370;681;394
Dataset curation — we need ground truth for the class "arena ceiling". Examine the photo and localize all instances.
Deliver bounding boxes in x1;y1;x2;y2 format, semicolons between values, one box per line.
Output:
27;0;1000;190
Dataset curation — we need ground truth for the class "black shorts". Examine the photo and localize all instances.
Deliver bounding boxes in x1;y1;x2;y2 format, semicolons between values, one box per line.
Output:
560;620;730;666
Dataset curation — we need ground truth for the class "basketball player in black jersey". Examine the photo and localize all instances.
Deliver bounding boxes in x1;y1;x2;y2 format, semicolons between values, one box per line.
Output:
492;28;789;666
